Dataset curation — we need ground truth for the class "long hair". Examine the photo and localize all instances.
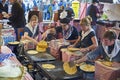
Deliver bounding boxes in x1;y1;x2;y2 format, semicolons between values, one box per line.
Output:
80;16;92;27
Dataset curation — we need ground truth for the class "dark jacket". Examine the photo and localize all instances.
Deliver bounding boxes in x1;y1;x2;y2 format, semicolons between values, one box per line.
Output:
86;4;99;25
0;2;8;13
9;2;25;28
24;26;39;38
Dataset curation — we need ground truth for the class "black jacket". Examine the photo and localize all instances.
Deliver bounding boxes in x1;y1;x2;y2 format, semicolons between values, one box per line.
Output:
9;2;25;28
0;2;8;13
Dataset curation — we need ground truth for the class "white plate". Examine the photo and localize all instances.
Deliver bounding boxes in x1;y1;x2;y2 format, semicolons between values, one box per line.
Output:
8;41;20;45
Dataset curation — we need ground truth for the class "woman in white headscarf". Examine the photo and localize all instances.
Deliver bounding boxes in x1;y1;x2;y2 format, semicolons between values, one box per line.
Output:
70;16;98;53
24;15;39;40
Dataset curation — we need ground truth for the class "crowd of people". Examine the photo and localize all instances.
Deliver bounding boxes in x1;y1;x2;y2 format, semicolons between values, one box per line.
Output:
0;0;119;63
0;0;120;79
0;0;74;20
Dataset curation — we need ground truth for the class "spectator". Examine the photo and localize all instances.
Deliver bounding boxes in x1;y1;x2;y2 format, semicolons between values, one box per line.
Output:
43;4;48;20
37;0;44;11
65;3;74;18
58;0;66;8
58;6;64;20
28;0;34;11
51;1;59;12
0;0;8;13
18;0;26;14
33;0;37;7
86;0;100;32
7;0;26;40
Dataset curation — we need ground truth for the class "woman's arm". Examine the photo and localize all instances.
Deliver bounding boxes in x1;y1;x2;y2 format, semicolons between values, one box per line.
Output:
72;36;80;46
23;36;38;45
75;45;102;64
87;36;98;51
80;36;98;53
22;28;56;45
75;55;87;64
68;36;81;48
42;28;56;40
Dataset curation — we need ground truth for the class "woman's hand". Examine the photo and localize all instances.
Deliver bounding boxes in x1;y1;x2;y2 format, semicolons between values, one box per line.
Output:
22;35;30;40
42;29;50;40
74;56;87;64
74;59;83;64
80;48;87;53
68;45;74;48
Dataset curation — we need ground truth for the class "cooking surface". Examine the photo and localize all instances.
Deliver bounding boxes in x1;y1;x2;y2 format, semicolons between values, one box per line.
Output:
37;61;81;80
25;51;56;62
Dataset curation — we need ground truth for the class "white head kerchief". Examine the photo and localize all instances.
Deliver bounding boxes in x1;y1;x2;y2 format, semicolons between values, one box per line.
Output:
102;39;120;61
81;28;94;41
26;23;38;37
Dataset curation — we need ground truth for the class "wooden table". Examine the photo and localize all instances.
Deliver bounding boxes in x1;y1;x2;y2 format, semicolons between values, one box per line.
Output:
95;61;120;80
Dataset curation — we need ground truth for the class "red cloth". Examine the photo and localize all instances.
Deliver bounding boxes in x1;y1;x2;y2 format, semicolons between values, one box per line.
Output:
49;39;69;59
61;49;73;62
80;3;87;19
95;61;120;80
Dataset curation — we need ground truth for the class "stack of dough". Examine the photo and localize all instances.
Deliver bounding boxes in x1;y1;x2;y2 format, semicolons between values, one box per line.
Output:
36;40;48;52
63;62;77;75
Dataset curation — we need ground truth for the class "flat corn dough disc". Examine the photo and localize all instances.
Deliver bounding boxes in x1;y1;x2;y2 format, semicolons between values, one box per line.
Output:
68;48;80;51
76;62;85;66
42;64;55;69
63;62;77;75
27;50;38;54
80;64;95;72
101;61;112;67
8;41;20;45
